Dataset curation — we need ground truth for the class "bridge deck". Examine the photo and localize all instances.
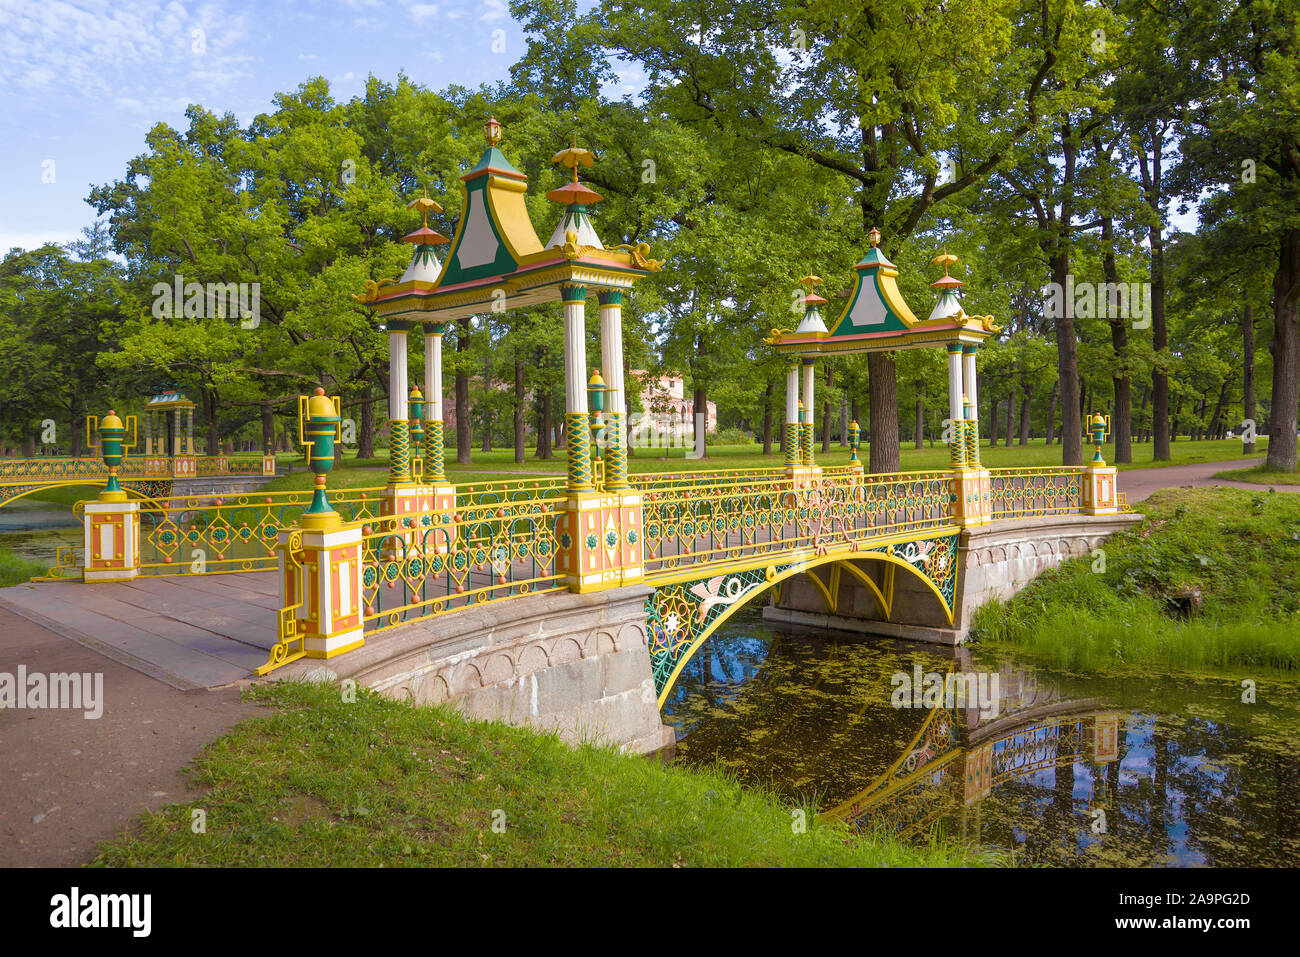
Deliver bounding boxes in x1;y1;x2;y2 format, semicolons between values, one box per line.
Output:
0;573;279;689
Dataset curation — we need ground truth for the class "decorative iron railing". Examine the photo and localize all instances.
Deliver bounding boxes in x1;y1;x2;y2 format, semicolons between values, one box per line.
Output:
359;487;567;634
1;453;270;483
986;467;1085;519
639;466;954;575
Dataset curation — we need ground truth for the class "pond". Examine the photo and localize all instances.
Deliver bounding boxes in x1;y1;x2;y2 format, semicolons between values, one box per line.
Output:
0;498;81;568
662;607;1300;867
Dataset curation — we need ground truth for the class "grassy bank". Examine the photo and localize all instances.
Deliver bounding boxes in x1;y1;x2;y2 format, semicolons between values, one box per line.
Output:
92;681;994;867
0;547;45;587
970;487;1300;673
1213;465;1300;486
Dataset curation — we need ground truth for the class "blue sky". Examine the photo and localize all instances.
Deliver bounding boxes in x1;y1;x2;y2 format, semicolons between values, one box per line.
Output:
0;0;599;252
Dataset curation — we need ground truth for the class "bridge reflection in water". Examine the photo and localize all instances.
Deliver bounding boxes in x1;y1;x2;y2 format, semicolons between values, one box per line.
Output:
663;610;1300;867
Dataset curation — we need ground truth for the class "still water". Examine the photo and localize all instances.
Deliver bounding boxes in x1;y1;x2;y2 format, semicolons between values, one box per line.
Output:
0;498;81;568
662;608;1300;867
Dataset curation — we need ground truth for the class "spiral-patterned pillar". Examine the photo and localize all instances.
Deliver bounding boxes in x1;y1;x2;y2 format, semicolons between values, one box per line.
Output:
947;343;967;469
963;344;981;467
598;291;629;489
801;358;816;467
562;286;592;491
423;323;446;483
388;322;411;484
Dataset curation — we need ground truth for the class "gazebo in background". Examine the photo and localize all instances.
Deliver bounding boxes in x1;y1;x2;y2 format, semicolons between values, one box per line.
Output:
142;390;197;478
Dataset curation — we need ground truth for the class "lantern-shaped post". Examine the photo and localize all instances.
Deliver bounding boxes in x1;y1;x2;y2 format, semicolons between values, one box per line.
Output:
1083;412;1119;515
82;410;142;582
409;385;425;481
298;388;342;527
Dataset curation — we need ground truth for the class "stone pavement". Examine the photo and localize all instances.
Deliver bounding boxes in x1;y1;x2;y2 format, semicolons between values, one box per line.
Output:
0;572;279;690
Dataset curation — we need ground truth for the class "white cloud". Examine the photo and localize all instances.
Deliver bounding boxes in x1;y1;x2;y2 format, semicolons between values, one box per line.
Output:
481;0;507;23
298;52;318;61
409;3;439;23
0;0;253;114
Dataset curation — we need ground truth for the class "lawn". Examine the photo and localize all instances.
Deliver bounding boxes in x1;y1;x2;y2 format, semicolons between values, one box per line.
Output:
970;486;1300;674
1213;465;1300;486
91;681;998;868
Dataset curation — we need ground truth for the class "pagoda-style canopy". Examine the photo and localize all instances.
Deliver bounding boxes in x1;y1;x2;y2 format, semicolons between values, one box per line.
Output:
357;118;664;323
766;228;1000;357
144;390;195;411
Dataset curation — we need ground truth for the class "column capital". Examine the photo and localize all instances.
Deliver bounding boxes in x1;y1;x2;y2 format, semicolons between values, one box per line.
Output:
560;285;587;304
947;342;964;354
422;322;448;336
961;342;978;354
597;289;623;306
387;320;412;333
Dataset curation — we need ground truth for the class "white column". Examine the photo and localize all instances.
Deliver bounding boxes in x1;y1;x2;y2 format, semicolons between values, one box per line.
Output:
962;346;978;421
599;297;625;414
801;361;815;421
424;327;443;419
785;365;799;422
948;347;964;422
564;298;588;415
389;330;409;420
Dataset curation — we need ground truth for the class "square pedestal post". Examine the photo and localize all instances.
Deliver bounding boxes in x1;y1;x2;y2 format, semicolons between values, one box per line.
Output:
279;520;365;659
1082;465;1119;515
949;467;992;527
557;490;645;591
83;500;142;582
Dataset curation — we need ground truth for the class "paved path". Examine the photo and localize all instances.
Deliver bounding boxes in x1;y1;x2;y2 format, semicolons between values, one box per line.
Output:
0;607;260;866
1117;457;1299;504
0;572;279;690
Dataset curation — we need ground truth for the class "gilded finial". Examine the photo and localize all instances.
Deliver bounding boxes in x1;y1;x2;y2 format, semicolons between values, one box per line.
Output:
484;115;502;147
868;226;881;247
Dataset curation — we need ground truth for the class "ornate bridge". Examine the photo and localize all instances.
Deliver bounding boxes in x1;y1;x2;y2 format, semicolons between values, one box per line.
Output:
0;452;273;509
30;118;1136;752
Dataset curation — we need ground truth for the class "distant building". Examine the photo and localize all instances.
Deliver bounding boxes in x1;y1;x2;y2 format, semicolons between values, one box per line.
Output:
633;371;718;434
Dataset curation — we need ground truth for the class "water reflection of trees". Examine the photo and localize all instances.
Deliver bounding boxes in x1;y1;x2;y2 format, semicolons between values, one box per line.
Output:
667;612;1300;866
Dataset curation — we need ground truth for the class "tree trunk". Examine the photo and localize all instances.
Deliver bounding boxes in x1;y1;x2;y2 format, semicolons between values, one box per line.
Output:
840;394;849;447
914;379;924;450
1101;216;1133;462
1005;385;1016;447
260;401;274;453
1265;228;1300;472
536;388;553;460
1244;301;1257;454
762;380;773;455
359;383;375;459
513;359;526;464
1045;380;1058;445
204;389;219;456
1139;135;1171;461
1208;379;1229;441
988;396;1000;446
1051;252;1083;464
1018;385;1033;445
867;352;900;473
821;398;832;453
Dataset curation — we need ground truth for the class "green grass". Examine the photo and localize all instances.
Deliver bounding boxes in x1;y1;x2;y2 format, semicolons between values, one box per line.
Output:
970;486;1300;674
1213;465;1300;486
91;681;997;867
0;546;45;587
